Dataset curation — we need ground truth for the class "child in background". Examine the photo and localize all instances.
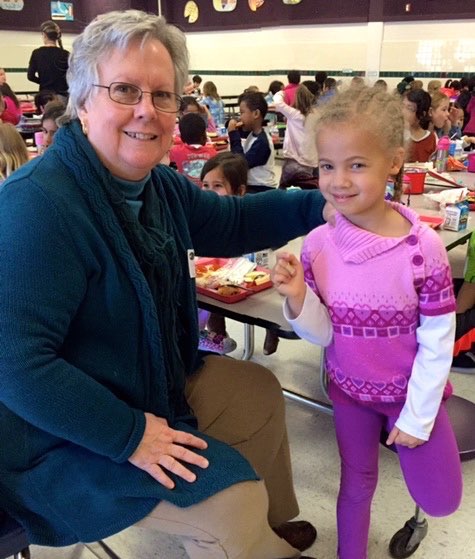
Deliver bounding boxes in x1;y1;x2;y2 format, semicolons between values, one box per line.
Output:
200;81;225;127
272;86;462;559
273;84;319;189
283;70;301;106
0;84;21;125
198;152;280;355
40;100;66;150
402;88;436;162
197;153;247;354
169;113;217;186
429;90;451;137
317;77;338;105
191;74;202;97
228;91;277;192
0;122;29;184
34;90;57;114
427;79;442;95
265;80;284;105
180;96;217;134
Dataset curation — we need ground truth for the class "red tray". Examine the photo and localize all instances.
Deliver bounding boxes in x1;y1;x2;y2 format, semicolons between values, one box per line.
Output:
420;215;444;229
196;257;273;303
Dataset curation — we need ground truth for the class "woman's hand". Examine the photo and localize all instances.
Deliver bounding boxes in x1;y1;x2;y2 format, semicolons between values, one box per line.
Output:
272;252;306;318
386;426;426;449
129;413;209;489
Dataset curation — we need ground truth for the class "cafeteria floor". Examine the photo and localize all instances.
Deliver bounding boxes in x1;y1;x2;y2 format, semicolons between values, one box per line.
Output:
29;176;475;559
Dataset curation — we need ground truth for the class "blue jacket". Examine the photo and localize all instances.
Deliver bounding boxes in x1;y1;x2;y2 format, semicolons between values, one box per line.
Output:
0;121;326;546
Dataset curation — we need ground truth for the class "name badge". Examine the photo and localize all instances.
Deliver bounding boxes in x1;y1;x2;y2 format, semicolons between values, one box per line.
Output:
187;249;196;278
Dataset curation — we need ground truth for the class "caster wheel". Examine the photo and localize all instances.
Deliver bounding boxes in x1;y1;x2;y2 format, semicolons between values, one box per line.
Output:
389;525;420;559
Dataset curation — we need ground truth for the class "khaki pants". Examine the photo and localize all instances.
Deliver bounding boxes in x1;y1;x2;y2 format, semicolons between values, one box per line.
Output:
135;355;301;558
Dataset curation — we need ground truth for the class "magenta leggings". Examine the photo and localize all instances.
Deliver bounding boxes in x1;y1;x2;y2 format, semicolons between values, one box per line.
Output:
333;398;463;559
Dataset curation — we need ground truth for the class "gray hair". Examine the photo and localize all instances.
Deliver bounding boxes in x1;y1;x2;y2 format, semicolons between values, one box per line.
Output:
63;10;188;122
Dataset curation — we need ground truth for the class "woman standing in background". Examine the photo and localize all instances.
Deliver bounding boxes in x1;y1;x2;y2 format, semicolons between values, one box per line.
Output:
27;20;69;98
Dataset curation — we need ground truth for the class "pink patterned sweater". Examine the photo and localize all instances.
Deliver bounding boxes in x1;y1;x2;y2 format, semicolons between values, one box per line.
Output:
301;203;455;405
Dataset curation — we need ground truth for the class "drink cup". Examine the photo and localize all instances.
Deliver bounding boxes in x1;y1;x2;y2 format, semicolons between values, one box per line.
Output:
34;131;44;147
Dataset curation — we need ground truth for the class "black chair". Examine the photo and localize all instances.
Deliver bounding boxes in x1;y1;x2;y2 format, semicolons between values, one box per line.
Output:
0;511;29;559
382;394;475;559
0;510;123;559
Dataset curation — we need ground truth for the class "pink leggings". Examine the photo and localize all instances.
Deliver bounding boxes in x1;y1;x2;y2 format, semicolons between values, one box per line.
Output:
333;398;463;559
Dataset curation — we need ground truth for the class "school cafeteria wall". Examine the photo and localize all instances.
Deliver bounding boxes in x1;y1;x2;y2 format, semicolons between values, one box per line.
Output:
185;18;475;96
1;18;475;95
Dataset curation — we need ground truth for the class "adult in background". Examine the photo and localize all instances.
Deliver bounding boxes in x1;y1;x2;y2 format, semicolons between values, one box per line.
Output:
0;10;328;559
27;20;69;99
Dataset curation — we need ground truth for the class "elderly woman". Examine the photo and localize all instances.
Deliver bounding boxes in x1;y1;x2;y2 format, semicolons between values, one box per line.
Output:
0;11;326;559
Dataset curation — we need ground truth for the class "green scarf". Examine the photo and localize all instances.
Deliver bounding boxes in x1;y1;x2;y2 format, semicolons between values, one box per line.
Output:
56;120;192;420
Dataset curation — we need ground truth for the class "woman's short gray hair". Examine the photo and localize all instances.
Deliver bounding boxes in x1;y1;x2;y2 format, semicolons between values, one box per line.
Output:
63;10;188;122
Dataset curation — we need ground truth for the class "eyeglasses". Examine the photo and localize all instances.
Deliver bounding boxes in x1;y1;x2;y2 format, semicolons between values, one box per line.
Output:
92;82;182;113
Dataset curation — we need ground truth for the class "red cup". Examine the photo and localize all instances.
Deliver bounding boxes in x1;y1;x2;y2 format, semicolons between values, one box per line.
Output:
404;171;426;194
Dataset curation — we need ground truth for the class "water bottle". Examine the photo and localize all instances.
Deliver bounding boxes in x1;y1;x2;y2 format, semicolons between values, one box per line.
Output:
435;136;450;173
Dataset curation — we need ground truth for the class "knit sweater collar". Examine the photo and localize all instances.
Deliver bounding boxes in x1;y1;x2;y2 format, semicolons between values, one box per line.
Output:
330;202;420;264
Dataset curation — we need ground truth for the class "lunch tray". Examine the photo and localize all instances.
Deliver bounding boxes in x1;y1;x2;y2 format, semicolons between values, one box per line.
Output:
196;257;273;303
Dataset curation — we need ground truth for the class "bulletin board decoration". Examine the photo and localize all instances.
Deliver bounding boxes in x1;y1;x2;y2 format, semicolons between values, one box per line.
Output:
51;2;74;21
248;0;264;11
184;0;199;22
213;0;237;11
0;0;24;10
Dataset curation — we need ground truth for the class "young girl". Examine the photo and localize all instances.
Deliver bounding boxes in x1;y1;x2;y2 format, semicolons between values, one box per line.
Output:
273;83;319;189
40;100;66;150
201;81;225;128
0;122;29;184
402;88;436;162
198;152;281;355
429;90;451;137
272;87;462;559
197;153;247;354
0;84;21;125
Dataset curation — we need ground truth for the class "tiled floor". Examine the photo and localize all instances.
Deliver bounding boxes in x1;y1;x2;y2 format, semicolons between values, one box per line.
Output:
30;320;475;559
29;211;475;559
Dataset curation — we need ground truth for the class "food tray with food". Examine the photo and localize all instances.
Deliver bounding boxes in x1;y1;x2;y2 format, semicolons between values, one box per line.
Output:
195;257;273;303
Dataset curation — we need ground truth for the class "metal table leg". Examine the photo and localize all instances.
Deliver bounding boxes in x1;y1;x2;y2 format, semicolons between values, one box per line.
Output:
241;323;255;360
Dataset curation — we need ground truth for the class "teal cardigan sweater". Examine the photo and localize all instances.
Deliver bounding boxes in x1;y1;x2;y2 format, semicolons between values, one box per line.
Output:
0;121;326;546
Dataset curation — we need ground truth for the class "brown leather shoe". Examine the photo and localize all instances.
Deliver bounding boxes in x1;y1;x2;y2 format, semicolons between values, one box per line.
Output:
273;520;317;552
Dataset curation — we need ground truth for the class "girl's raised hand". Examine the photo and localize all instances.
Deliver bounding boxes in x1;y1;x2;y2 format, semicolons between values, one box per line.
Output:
272;252;306;317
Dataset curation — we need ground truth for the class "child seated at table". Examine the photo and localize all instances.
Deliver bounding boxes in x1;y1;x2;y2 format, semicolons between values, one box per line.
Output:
0;85;21;125
40;100;66;151
198;152;280;355
169;113;217;187
0;122;29;184
227;91;277;192
180;95;217;134
402;89;436;163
